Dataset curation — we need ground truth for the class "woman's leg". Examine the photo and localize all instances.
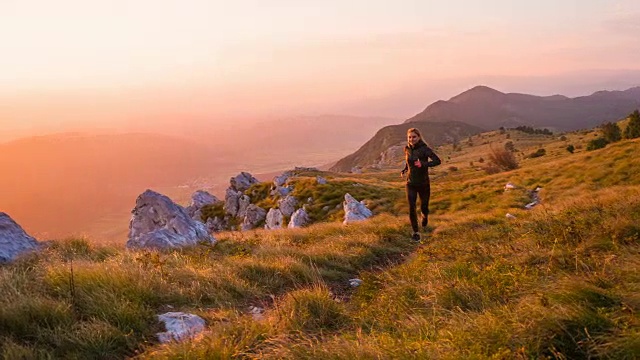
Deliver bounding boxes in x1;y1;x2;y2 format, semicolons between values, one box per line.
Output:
418;182;431;228
406;184;419;233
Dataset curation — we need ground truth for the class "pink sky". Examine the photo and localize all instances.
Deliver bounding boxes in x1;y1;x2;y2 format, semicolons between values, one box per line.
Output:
2;0;640;139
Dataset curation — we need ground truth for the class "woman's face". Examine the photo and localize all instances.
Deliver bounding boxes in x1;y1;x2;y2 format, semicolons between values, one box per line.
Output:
408;132;420;146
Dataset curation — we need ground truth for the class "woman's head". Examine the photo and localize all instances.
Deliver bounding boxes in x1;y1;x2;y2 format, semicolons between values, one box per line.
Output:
407;128;422;146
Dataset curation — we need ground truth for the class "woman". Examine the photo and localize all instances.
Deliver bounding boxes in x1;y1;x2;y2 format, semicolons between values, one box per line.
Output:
401;127;441;241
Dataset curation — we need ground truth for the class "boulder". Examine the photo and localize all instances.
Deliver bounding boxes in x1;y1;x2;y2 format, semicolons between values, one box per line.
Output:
126;190;216;250
156;312;206;343
343;193;373;224
185;190;220;221
241;205;267;231
271;185;292;197
0;213;39;263
316;176;327;185
278;195;298;217
273;173;289;187
288;208;310;228
237;195;251;218
224;188;243;216
264;208;284;230
230;172;259;192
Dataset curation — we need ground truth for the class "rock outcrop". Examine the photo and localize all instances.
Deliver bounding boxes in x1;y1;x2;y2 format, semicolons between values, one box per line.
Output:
278;195;298;217
343;193;373;224
241;205;267;231
264;208;284;230
126;190;216;250
185;190;220;221
230;172;259;192
288;208;310;228
0;213;39;263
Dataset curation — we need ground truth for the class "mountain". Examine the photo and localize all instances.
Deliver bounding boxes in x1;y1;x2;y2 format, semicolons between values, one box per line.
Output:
404;85;640;131
329;121;483;172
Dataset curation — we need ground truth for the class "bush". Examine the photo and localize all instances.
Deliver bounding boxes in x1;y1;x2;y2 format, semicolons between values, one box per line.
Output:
566;144;575;153
560;135;567;141
448;166;459;172
587;138;609;151
488;146;518;171
601;122;622;143
624;109;640;139
528;148;546;158
504;141;516;152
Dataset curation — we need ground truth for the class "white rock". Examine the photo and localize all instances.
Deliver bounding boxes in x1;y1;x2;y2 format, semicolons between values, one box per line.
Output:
288;208;310;228
230;172;259;192
278;195;298;217
224;188;243;217
349;278;363;287
185;190;220;220
156;312;206;343
504;182;517;191
343;193;373;224
126;190;216;250
524;201;539;210
316;176;327;185
0;213;40;263
271;185;292;197
264;208;284;230
506;213;517;219
241;205;267;231
273;174;289;187
237;195;251;218
248;306;264;320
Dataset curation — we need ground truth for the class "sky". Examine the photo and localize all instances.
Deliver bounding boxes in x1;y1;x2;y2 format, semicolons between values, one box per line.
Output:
1;0;640;139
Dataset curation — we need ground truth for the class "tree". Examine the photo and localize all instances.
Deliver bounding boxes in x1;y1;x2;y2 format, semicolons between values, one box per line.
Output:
601;122;622;143
624;109;640;139
504;141;516;152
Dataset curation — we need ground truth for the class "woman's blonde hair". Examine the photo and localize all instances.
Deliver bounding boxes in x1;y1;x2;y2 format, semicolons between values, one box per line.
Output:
407;127;428;146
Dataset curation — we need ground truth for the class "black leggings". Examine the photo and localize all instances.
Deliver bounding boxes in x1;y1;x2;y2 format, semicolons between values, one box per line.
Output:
406;182;431;233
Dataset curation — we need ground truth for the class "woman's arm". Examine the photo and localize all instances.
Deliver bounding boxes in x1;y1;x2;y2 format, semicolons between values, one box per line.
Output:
425;149;441;167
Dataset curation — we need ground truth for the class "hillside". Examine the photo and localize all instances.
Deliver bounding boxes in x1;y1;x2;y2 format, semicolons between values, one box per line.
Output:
405;85;640;131
329;120;483;172
2;119;640;358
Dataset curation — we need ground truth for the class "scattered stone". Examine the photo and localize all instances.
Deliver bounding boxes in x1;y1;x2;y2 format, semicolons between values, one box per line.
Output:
230;172;259;192
350;166;362;174
237;195;251;218
322;205;330;212
506;213;517;219
349;278;363;287
248;306;264;320
0;213;40;263
126;190;216;250
504;182;517;191
343;193;373;224
264;208;284;230
224;188;243;217
271;185;292;197
288;208;310;228
273;173;289;187
156;312;206;343
241;205;267;231
185;190;220;220
316;176;327;185
278;195;298;217
307;197;314;203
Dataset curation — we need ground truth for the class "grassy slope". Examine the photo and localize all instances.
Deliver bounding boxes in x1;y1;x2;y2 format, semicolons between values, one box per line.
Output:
1;127;639;359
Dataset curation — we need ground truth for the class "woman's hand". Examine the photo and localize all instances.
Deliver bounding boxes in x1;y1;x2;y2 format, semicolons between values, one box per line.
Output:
414;159;422;168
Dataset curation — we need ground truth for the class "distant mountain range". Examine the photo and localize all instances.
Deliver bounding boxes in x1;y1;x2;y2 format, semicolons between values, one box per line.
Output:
331;85;640;172
405;85;640;131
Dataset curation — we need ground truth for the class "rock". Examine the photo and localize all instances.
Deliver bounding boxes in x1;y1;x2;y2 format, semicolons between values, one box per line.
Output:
156;312;206;343
224;188;243;217
230;172;259;192
264;208;284;230
126;190;216;250
506;213;517;219
278;195;298;217
348;278;363;287
237;195;251;218
343;193;373;224
205;217;227;232
350;166;362;174
524;201;539;210
0;213;40;263
322;205;330;212
271;185;292;197
248;306;264;320
185;190;220;220
504;182;517;191
376;145;405;167
288;208;310;228
316;176;327;185
525;187;542;209
241;205;267;231
273;173;289;187
307;197;313;203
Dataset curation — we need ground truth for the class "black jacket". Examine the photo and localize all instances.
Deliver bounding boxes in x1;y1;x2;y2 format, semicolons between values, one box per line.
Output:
402;140;441;185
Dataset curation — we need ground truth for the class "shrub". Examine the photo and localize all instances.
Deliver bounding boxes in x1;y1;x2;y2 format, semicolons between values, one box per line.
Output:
527;148;546;158
624;109;640;139
601;122;622;143
587;138;609;151
560;135;567;141
448;166;459;172
488;146;518;171
504;141;515;152
566;144;575;153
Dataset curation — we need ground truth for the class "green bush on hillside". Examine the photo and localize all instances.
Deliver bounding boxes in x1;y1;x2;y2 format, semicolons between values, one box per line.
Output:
601;122;622;143
527;148;546;158
587;138;609;151
624;109;640;139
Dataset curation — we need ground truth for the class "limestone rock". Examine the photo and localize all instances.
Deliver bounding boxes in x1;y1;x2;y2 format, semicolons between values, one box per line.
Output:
237;195;251;218
278;195;298;217
185;190;220;221
316;176;327;185
343;193;373;224
264;208;284;230
288;208;310;228
0;213;39;263
241;205;267;231
126;190;216;250
224;188;243;217
273;173;289;187
230;172;259;192
156;312;206;343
